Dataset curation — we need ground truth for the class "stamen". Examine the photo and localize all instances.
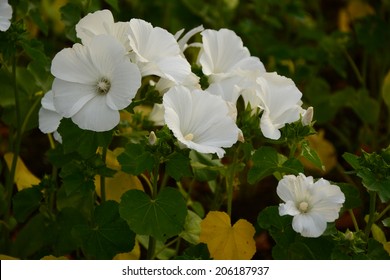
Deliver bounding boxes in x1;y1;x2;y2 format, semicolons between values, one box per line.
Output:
96;77;111;95
184;133;194;141
298;201;309;213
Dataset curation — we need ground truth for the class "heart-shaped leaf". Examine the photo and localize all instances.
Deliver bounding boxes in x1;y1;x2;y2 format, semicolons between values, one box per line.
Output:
72;201;135;259
119;187;187;241
199;211;256;260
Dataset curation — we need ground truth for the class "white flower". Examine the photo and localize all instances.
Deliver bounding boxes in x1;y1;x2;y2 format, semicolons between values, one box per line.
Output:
51;34;141;132
163;85;240;158
277;173;345;238
256;72;304;140
75;9;131;50
198;28;265;82
0;0;12;32
128;19;192;84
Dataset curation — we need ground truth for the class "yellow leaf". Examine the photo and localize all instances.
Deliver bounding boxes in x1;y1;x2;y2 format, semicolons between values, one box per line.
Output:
95;171;143;202
95;148;143;201
383;242;390;256
3;153;41;191
0;254;19;260
338;0;375;32
199;211;256;260
41;255;68;260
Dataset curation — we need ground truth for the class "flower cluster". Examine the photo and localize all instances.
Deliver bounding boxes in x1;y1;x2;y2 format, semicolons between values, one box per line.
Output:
39;9;312;157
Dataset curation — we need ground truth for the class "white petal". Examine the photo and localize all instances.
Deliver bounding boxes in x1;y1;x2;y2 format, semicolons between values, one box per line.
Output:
129;19;180;62
87;35;127;76
41;90;56;111
278;201;300;216
52;78;96;118
163;86;240;158
75;9;115;44
199;29;264;77
176;25;204;51
106;60;141;110
71;95;119;132
38;107;62;133
149;104;165;126
51;44;98;84
292;212;327;238
141;56;191;84
0;0;12;32
260;110;281;140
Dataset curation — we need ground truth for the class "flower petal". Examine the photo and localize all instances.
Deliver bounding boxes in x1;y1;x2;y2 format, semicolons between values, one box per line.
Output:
106;60;141;110
0;0;12;32
163;86;240;158
38;107;62;133
292;212;327;238
52;78;96;118
71;95;119;132
75;9;115;44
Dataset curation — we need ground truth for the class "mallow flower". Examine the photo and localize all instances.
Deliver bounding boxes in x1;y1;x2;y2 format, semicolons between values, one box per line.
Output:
51;34;141;132
277;173;345;238
198;28;265;83
163;85;240;158
256;72;305;140
0;0;12;32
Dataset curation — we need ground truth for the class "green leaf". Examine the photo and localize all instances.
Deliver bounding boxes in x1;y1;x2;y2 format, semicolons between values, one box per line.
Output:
342;152;360;170
257;206;295;249
58;119;113;158
381;70;390;111
347;89;380;125
166;152;192;181
175;243;211;260
179;210;201;245
118;143;155;175
382;217;390;228
190;150;223;182
73;201;135;259
300;140;324;171
119;188;187;241
11;214;50;259
248;146;303;184
52;208;88;255
338;183;363;211
12;186;42;223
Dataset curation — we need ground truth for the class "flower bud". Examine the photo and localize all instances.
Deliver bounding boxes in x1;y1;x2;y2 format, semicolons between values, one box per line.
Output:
148;131;157;145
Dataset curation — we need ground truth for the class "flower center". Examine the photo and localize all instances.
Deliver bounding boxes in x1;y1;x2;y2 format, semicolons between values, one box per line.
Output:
96;77;111;95
184;133;194;141
298;201;309;213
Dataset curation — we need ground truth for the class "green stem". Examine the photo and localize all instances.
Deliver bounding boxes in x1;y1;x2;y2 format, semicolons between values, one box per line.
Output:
5;52;22;221
364;191;377;239
147;161;160;259
343;48;365;87
348;209;360;232
100;147;108;203
375;204;390;223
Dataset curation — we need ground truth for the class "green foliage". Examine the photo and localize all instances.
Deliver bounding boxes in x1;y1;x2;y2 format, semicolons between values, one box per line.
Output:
119;188;187;241
73;201;135;259
343;147;390;202
248;146;304;184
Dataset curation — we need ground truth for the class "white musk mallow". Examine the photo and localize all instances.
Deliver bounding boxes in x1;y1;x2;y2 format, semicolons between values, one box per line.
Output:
50;34;141;132
277;173;345;238
163;85;241;158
